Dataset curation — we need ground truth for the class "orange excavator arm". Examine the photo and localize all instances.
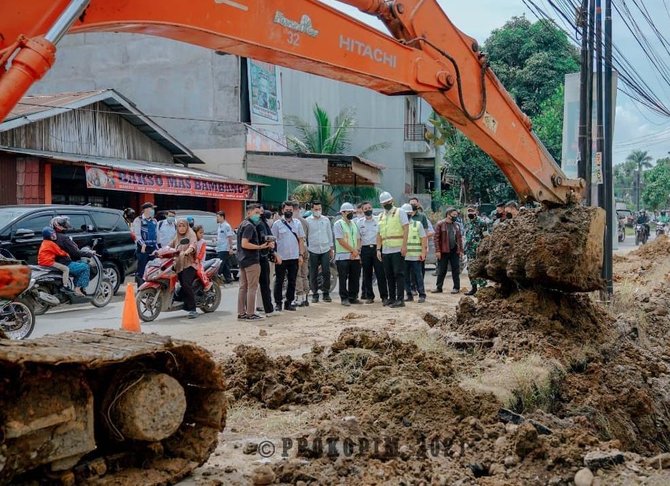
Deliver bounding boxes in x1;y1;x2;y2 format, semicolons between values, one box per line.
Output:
0;0;583;205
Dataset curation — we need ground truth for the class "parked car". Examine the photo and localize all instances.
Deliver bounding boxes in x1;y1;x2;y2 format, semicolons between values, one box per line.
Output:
0;205;137;294
174;210;239;280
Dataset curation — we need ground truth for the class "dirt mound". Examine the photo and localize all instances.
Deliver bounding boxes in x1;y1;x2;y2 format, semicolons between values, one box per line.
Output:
631;234;670;259
470;205;605;292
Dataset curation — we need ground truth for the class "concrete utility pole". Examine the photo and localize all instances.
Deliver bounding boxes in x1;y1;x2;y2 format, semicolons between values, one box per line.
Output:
604;0;614;296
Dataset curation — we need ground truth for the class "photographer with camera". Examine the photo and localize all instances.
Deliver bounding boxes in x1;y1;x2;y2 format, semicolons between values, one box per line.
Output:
256;208;280;317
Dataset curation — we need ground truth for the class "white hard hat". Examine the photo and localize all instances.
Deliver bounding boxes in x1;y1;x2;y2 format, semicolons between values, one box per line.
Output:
379;191;393;204
400;203;413;213
340;202;355;212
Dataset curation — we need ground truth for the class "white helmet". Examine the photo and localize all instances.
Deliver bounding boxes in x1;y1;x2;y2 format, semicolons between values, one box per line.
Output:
379;191;393;204
340;202;355;212
400;203;413;213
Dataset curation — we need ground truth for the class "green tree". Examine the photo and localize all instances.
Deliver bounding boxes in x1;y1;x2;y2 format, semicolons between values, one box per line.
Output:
642;158;670;210
532;86;565;161
625;150;653;209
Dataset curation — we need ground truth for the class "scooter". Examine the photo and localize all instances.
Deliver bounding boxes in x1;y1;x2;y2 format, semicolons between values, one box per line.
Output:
135;242;223;322
27;238;114;315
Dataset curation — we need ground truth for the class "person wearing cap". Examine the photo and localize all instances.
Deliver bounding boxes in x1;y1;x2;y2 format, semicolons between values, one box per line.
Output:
306;201;334;303
376;191;409;308
291;201;310;308
356;200;388;304
432;207;464;294
131;202;158;285
334;202;362;306
215;210;235;284
464;205;489;295
401;203;428;303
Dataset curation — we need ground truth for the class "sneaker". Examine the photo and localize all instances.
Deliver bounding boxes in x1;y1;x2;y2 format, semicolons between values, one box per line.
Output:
418;296;426;303
188;310;198;319
312;295;320;304
450;289;460;294
465;287;477;296
322;294;332;303
365;298;375;304
274;305;283;313
349;299;362;305
405;295;414;302
390;300;405;308
284;304;297;311
246;314;265;320
430;289;443;294
256;307;264;312
341;300;351;306
237;314;247;320
265;311;277;317
382;298;392;306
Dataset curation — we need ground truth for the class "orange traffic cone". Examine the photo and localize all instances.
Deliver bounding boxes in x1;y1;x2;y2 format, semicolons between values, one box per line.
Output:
121;283;141;333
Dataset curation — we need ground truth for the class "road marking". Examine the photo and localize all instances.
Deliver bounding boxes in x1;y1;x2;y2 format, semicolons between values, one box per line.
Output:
214;0;248;11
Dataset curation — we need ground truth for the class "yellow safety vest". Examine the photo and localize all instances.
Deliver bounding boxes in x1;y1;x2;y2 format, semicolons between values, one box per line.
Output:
379;207;404;248
406;221;422;257
335;219;359;254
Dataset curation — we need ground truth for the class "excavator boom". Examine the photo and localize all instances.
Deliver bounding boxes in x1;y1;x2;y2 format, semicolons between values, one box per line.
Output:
0;0;584;205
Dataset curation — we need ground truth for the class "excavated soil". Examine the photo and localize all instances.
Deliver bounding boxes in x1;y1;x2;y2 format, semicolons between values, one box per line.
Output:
470;206;605;292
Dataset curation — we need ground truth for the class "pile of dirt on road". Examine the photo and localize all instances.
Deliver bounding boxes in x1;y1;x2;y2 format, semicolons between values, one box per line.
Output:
223;326;670;484
470;205;605;292
630;234;670;259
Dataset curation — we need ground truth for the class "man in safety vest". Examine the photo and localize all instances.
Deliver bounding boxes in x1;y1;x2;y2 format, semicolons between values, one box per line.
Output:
401;203;428;303
334;202;362;306
376;191;410;308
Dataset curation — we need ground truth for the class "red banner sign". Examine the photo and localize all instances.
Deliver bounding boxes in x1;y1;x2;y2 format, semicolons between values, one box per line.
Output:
85;165;255;200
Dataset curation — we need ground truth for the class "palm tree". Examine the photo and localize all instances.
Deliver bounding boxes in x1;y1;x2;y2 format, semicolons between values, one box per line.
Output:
625;150;653;210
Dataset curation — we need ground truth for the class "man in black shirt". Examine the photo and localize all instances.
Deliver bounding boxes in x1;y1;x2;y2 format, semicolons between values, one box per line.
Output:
236;204;273;320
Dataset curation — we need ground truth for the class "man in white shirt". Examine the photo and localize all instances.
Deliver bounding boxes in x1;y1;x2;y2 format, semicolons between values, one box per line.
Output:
216;210;235;284
157;210;177;249
356;201;388;304
305;201;334;303
271;201;306;312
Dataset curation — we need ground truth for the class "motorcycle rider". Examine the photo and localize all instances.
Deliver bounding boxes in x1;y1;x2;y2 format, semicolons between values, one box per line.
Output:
37;227;70;287
637;210;650;240
50;217;91;295
170;218;198;319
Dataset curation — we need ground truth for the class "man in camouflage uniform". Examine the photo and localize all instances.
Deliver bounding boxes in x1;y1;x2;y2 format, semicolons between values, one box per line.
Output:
464;205;489;295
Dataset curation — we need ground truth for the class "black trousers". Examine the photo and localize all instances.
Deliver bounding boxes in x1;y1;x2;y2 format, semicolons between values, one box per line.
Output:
216;251;233;282
274;259;299;307
178;266;197;311
135;245;156;285
436;251;460;291
308;251;331;295
336;259;361;302
360;245;388;300
382;251;405;302
259;257;274;313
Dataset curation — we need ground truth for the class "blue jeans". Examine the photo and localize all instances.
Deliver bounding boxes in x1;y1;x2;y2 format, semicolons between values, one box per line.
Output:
404;260;425;298
67;261;90;289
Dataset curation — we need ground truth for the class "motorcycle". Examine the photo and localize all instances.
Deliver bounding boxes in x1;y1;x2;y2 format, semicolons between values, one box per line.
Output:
135;243;222;322
635;224;649;246
0;254;36;340
617;221;626;243
656;223;667;237
27;238;114;315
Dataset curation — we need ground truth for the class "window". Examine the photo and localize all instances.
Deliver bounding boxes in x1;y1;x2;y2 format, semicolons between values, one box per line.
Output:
91;211;121;231
13;213;54;234
61;213;94;233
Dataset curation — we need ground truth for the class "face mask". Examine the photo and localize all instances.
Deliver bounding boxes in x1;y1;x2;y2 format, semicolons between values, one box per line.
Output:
345;213;354;220
167;216;175;223
283;211;293;219
313;210;322;218
147;209;155;218
411;204;419;211
364;209;373;217
383;203;393;211
250;214;261;224
506;212;513;219
468;214;476;220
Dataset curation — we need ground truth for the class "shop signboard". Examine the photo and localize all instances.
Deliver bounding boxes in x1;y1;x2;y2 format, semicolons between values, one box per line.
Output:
85;165;256;200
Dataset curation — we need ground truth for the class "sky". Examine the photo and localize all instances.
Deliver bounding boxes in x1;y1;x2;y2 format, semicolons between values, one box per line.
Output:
321;0;670;166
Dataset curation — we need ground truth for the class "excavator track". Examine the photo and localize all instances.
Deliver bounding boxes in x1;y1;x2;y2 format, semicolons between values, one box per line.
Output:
0;329;227;485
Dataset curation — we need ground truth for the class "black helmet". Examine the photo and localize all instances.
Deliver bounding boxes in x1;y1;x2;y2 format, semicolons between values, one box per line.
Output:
123;207;136;220
50;216;72;233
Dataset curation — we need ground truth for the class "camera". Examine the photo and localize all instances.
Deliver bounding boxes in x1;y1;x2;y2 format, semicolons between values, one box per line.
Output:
264;235;277;242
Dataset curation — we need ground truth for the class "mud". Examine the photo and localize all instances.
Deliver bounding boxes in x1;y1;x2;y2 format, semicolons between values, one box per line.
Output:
470;205;605;292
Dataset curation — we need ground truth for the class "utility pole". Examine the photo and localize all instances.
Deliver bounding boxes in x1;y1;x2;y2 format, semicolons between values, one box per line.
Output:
596;0;604;209
604;0;614;296
585;0;596;205
578;0;589;183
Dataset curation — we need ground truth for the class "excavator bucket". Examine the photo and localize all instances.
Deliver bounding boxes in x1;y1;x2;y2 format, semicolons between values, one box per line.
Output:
470;206;606;292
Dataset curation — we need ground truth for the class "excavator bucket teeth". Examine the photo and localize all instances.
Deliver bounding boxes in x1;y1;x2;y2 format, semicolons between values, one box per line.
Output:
470;206;606;292
0;329;226;485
